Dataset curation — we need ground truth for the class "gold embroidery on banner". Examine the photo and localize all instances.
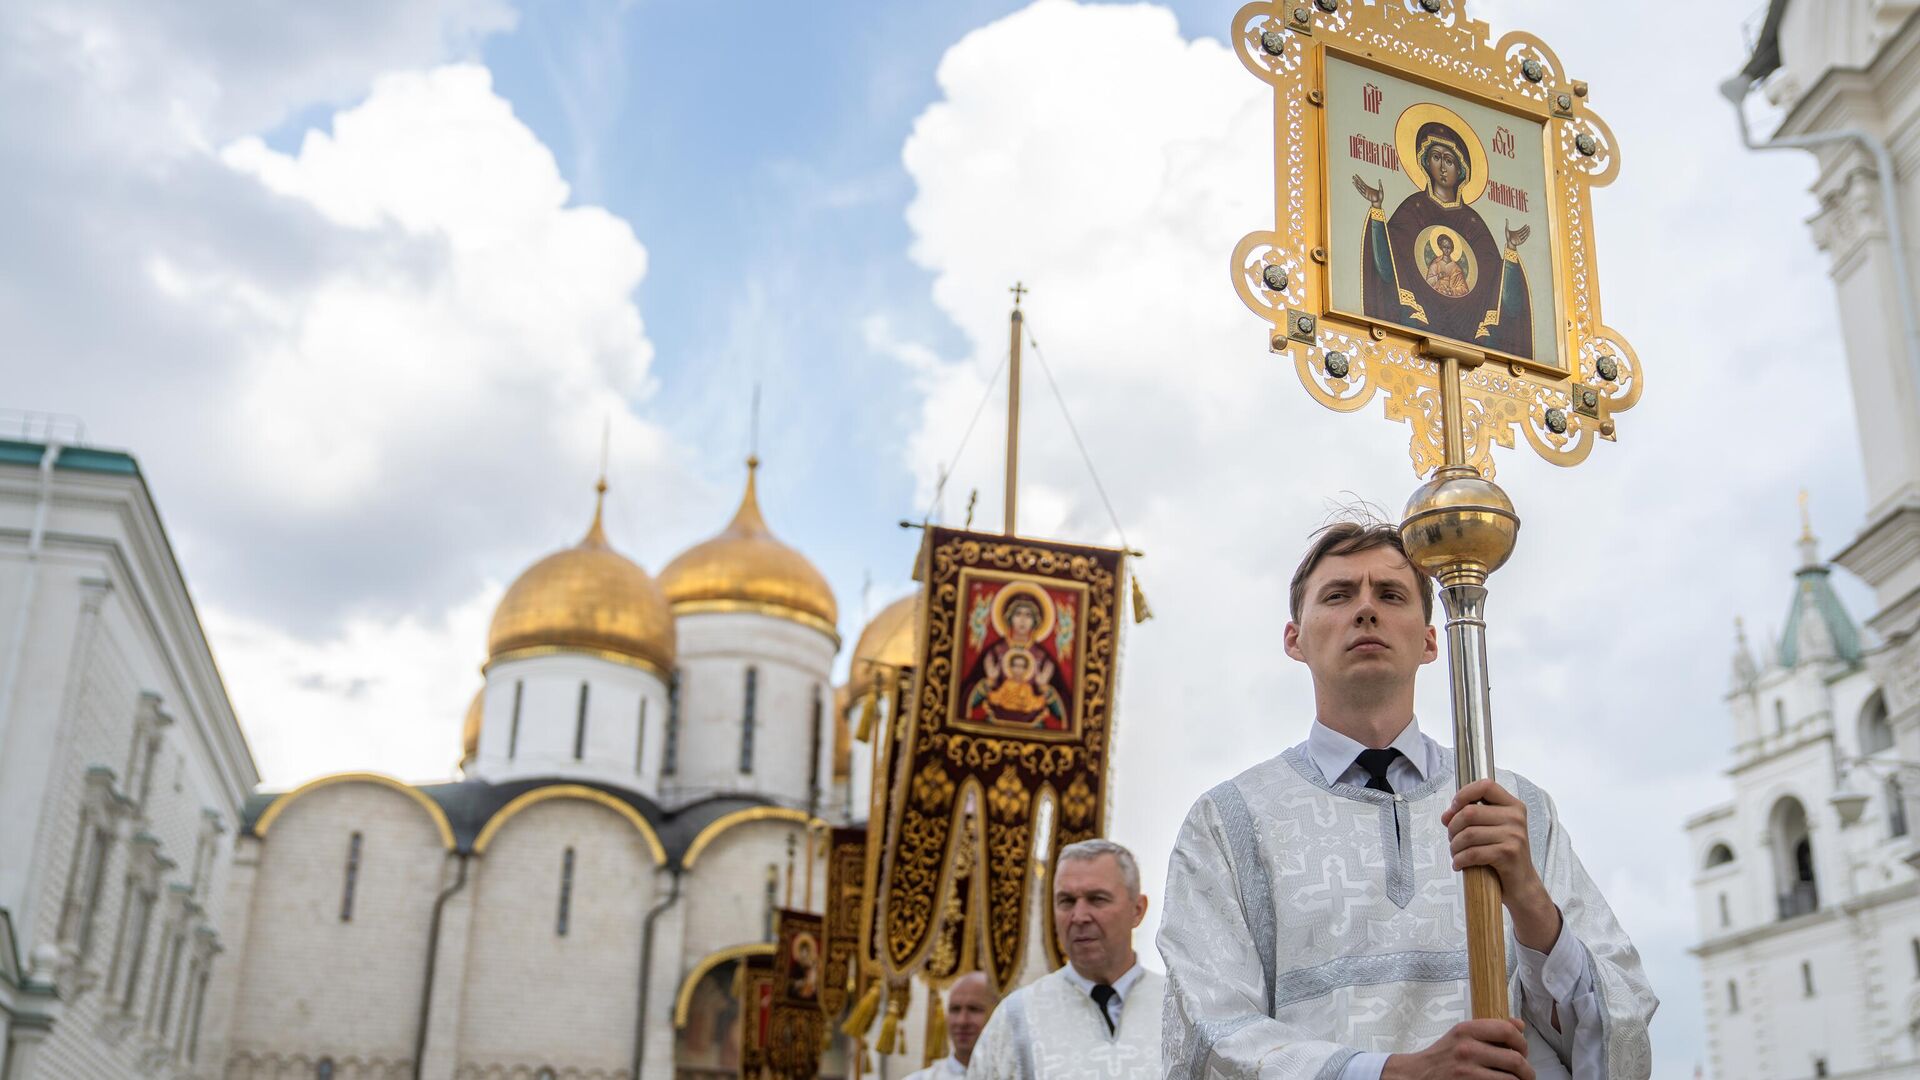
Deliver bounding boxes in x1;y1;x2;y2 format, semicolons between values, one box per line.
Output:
1061;774;1097;828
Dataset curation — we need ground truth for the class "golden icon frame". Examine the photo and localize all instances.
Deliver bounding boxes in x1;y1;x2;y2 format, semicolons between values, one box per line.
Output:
1230;0;1642;475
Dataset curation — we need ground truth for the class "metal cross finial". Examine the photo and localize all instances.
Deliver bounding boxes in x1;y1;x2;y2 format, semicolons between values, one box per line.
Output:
1009;281;1028;309
1798;488;1813;540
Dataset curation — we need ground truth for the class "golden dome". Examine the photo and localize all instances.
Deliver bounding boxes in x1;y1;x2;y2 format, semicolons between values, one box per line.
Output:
848;592;919;692
658;458;839;637
487;482;676;674
461;689;483;763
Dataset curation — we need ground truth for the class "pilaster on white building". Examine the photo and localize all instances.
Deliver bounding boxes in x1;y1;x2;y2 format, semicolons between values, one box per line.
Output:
1694;2;1920;1077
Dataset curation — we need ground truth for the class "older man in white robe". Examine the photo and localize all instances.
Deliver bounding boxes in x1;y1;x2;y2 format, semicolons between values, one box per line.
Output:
969;839;1164;1079
1159;521;1656;1079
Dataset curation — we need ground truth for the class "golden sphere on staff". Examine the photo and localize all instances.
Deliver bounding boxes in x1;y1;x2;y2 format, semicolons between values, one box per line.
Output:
1398;463;1519;590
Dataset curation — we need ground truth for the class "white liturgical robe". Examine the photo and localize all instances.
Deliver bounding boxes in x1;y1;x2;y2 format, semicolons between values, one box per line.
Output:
968;964;1164;1079
1158;725;1656;1079
905;1056;968;1080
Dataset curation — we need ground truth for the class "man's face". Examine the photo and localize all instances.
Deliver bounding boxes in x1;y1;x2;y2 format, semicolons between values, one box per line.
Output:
1437;236;1454;257
945;974;995;1063
1052;854;1148;983
1425;144;1461;190
1284;546;1437;692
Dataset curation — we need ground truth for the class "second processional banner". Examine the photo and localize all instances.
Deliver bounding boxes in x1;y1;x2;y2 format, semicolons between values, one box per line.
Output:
769;909;826;1079
880;526;1126;990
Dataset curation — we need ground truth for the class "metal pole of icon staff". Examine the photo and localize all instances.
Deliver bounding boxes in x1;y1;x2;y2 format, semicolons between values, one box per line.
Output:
1228;0;1643;1020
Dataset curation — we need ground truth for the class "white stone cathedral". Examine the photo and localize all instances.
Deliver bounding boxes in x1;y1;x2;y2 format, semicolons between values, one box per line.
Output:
1687;2;1920;1078
0;436;925;1079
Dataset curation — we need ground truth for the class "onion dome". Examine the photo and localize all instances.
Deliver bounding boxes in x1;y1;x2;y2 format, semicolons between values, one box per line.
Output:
848;592;919;693
658;457;839;637
487;480;676;674
460;689;483;763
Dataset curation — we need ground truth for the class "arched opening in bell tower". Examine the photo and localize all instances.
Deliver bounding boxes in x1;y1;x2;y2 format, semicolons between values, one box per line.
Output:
1769;795;1818;919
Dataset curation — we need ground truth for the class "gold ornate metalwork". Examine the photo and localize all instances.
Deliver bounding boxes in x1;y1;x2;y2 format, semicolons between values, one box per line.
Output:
1230;0;1641;475
879;528;1123;992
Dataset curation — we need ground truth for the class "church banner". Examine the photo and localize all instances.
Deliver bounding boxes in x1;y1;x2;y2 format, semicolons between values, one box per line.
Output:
770;908;827;1079
739;953;776;1079
821;826;865;1023
860;666;915;975
880;527;1126;991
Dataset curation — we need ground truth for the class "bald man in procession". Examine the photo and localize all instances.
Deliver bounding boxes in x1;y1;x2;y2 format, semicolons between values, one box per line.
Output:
906;972;997;1080
968;839;1164;1079
1159;522;1657;1079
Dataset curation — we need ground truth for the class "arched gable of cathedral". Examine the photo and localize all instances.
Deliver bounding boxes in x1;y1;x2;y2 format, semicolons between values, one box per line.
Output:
473;783;667;862
457;785;668;1077
227;775;455;1072
252;771;456;848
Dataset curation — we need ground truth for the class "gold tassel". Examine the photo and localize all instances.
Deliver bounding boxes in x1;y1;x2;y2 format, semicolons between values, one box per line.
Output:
1130;573;1154;624
854;671;882;743
923;986;947;1067
875;977;910;1055
841;981;882;1039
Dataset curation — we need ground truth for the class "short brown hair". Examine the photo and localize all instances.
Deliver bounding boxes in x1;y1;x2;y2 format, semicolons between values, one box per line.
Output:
1288;521;1433;624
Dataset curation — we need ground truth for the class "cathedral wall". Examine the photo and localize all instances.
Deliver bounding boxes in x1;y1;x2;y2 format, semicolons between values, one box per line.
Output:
678;820;820;971
455;797;660;1078
473;651;669;794
667;612;835;808
224;781;448;1075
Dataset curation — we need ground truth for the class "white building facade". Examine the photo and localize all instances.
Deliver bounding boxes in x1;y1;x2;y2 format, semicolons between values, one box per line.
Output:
1689;3;1920;1077
0;438;258;1078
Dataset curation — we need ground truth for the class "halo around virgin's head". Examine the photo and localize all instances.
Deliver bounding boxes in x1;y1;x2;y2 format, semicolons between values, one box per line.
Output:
1394;101;1489;205
989;581;1056;641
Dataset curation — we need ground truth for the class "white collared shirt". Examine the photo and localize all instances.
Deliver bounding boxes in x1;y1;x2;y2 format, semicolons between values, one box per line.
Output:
1060;959;1145;1030
1304;714;1442;793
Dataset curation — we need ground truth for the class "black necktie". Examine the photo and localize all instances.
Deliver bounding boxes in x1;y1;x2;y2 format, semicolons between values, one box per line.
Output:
1355;747;1403;794
1089;983;1117;1035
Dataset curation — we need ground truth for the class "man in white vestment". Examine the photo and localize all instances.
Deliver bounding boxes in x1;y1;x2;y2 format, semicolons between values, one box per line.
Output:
970;839;1164;1079
1159;522;1657;1079
907;971;997;1080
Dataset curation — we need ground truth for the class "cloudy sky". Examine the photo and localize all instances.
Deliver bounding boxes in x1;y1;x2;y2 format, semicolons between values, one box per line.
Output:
3;0;1867;1074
